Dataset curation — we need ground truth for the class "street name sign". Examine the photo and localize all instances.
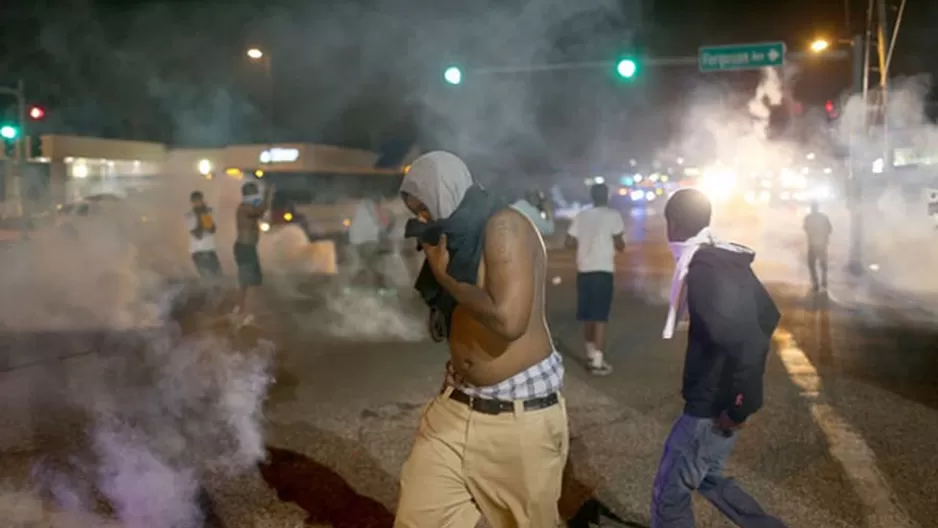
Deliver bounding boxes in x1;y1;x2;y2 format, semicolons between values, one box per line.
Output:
698;42;786;72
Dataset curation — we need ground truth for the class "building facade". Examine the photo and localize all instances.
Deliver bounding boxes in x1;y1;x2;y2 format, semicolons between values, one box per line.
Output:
1;135;416;213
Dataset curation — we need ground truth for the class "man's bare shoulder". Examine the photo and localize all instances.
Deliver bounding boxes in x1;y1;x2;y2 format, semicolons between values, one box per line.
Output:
237;203;260;217
484;208;540;263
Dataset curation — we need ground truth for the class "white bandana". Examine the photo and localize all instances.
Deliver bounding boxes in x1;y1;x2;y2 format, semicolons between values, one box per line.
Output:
662;227;752;339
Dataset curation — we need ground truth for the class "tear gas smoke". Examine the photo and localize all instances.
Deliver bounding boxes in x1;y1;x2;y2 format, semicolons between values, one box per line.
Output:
317;287;427;342
5;1;656;523
748;68;783;140
660;66;938;319
0;168;275;526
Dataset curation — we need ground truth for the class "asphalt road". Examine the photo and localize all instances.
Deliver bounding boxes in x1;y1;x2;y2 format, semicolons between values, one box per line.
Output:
1;205;937;527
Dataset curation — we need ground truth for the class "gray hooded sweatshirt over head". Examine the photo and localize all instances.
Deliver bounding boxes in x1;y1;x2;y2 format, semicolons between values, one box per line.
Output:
399;151;474;220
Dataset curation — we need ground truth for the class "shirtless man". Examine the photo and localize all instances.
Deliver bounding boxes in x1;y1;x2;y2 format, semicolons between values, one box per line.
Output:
233;181;273;319
395;151;568;528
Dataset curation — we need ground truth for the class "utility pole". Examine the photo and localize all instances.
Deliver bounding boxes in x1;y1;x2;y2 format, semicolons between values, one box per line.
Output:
847;33;868;274
847;0;903;274
876;0;891;164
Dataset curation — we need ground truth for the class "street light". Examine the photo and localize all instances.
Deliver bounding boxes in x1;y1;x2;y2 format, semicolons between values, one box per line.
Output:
246;48;264;60
803;35;868;274
810;39;831;53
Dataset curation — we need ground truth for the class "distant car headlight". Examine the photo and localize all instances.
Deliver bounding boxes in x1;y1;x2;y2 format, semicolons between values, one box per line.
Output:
260;221;271;232
699;166;737;202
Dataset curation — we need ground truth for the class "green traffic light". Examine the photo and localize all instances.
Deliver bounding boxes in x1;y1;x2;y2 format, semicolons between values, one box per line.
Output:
616;59;638;79
0;125;18;140
443;66;463;85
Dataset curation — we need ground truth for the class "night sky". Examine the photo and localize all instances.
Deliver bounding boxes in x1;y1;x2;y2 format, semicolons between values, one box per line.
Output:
0;0;933;170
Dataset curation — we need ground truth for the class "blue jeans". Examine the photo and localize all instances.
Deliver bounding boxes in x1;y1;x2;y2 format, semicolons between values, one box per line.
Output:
651;414;787;528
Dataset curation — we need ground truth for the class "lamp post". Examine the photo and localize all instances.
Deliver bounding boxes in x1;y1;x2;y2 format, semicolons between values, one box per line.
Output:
246;48;274;151
810;35;867;274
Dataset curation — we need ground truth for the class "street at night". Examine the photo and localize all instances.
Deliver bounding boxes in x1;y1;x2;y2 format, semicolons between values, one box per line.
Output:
2;0;938;526
3;206;936;528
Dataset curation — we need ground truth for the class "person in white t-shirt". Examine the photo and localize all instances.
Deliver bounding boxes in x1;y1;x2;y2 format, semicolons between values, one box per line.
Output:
565;183;625;375
185;190;222;279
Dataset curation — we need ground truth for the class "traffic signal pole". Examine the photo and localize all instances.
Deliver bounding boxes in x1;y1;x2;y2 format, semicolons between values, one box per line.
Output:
450;50;849;78
0;80;25;218
450;46;867;275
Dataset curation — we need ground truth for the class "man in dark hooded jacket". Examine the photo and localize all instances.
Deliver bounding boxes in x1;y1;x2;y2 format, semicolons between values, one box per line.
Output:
652;188;786;528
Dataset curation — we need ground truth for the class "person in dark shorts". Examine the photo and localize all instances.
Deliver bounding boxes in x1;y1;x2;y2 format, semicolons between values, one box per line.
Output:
565;183;625;375
234;241;262;286
233;181;273;321
186;191;222;279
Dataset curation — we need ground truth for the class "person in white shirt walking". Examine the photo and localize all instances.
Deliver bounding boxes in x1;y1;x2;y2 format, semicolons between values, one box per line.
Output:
565;183;625;375
185;190;222;280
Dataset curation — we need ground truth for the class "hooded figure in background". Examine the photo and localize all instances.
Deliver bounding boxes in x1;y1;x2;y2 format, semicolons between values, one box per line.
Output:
401;151;502;341
511;187;555;237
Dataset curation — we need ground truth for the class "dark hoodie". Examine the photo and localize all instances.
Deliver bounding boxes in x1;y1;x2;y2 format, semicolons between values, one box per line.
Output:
682;245;781;424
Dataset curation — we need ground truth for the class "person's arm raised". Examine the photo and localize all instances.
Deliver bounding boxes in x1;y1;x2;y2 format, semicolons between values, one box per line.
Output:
436;210;535;341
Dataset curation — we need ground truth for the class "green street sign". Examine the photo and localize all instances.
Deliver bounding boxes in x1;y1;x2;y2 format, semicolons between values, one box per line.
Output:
698;42;786;72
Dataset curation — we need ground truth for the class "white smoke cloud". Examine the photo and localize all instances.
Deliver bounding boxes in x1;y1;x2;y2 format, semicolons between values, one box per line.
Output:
660;64;938;318
748;67;784;140
0;168;276;526
829;76;938;314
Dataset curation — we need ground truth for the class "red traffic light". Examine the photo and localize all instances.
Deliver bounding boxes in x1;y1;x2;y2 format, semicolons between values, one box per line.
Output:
29;106;45;120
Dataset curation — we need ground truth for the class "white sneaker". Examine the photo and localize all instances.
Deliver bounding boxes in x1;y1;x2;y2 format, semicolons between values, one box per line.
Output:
589;360;613;376
587;351;613;376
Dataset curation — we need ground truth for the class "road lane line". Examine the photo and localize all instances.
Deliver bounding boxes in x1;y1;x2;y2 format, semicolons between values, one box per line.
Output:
773;328;916;528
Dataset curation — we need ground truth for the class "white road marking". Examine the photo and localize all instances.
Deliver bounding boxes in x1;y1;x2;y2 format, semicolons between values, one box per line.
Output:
774;328;916;528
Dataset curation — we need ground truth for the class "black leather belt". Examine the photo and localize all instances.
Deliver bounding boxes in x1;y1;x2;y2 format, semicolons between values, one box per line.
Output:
447;387;559;415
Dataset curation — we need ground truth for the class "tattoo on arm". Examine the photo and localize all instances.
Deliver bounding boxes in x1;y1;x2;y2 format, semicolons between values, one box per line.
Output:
438;211;535;341
488;215;518;264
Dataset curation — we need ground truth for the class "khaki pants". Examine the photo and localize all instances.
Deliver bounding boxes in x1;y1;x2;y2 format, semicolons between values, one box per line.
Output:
394;386;569;528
